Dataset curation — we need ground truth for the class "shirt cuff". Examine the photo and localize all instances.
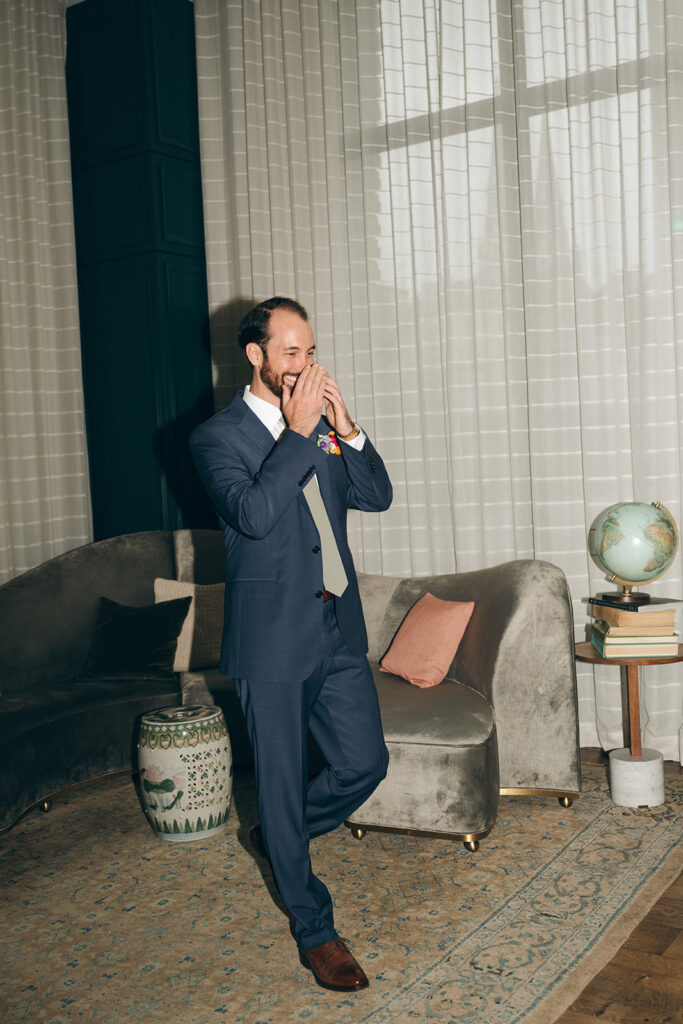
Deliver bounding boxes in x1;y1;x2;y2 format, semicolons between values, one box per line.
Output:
340;426;366;451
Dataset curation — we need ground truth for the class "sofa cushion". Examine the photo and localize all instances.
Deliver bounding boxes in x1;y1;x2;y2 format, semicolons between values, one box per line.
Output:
77;596;191;681
379;593;475;687
372;668;494;746
154;579;224;671
351;669;499;836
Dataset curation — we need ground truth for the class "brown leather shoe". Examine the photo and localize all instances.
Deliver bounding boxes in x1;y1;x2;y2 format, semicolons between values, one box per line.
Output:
300;938;369;991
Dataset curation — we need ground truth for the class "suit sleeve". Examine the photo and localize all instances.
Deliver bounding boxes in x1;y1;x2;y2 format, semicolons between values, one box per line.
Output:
189;423;328;539
338;433;393;513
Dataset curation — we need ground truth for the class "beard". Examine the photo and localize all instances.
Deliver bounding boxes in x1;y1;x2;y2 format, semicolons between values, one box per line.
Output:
259;354;297;400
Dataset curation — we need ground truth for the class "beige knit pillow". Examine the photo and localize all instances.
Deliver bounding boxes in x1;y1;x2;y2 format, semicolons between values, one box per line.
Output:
153;579;225;672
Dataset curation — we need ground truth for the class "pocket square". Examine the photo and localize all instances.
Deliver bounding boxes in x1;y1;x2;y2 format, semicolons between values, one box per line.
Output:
317;431;341;455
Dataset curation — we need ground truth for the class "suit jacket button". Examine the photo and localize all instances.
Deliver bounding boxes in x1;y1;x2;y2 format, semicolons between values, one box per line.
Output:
315;590;323;599
312;545;321;553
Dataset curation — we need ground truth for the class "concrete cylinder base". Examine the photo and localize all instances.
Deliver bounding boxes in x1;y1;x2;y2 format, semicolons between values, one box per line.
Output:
608;747;665;807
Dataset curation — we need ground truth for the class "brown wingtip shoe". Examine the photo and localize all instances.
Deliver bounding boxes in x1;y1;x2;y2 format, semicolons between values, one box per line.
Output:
300;937;369;992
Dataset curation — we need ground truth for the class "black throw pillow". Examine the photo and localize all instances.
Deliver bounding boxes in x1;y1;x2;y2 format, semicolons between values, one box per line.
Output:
78;595;192;681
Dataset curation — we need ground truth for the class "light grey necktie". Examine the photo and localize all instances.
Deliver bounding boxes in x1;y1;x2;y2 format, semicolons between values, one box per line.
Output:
303;480;348;596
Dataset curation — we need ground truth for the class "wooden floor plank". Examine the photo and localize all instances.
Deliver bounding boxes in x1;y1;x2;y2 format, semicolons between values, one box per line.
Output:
622;917;680;955
613;946;682;977
667;873;683;898
571;989;682;1022
638;970;683;999
662;930;683;960
573;1003;682;1024
644;898;683;931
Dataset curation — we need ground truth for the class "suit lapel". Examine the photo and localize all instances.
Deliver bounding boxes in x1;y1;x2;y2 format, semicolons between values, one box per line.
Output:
233;395;278;457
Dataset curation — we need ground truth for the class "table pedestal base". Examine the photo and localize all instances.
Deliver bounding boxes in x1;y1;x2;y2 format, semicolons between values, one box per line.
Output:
608;747;664;807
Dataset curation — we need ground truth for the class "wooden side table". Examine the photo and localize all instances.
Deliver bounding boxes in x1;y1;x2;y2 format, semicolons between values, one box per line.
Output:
575;641;681;806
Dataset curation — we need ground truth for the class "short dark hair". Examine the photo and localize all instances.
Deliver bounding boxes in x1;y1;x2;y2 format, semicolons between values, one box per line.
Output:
237;296;309;353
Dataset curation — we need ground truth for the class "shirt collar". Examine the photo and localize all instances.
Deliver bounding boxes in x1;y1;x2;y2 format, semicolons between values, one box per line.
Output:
242;384;286;440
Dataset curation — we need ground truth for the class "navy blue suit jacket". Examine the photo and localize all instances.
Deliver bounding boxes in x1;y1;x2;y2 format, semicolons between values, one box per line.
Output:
189;392;393;682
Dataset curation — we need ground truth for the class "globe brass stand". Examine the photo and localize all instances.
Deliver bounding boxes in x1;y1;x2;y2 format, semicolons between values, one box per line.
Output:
598;584;650;605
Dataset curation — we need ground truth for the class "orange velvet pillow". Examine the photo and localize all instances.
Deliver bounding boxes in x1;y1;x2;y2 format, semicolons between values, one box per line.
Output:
379;593;475;688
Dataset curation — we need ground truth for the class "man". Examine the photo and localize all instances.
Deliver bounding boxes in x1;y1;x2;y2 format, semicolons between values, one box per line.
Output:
189;296;392;992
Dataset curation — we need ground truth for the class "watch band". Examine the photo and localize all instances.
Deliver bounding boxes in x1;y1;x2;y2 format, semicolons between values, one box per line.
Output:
337;424;360;442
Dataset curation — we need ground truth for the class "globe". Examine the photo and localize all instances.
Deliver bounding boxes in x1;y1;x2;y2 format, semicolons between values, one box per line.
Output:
590;501;679;600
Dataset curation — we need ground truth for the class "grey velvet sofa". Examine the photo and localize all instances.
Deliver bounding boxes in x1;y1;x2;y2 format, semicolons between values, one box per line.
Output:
181;533;582;849
346;562;581;846
1;528;581;847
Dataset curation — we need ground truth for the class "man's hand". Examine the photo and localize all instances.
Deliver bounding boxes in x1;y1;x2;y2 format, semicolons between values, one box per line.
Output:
322;375;354;437
282;364;326;437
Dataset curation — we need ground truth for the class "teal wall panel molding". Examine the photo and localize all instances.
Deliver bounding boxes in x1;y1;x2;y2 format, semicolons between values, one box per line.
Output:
67;0;200;162
67;0;215;539
159;162;206;250
72;155;206;261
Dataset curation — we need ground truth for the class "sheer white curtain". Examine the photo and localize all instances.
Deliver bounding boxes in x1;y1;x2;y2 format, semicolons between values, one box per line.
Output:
0;0;91;582
194;0;683;761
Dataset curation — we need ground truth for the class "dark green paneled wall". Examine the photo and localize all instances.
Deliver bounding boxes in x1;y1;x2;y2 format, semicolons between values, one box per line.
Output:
67;0;216;539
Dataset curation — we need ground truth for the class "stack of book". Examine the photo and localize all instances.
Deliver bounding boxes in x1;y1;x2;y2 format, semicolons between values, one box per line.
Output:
589;597;680;658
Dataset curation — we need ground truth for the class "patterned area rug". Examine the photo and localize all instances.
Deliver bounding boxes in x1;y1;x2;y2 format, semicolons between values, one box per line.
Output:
1;765;680;1024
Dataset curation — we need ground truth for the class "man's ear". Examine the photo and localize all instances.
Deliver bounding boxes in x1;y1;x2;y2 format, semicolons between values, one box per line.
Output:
245;342;263;369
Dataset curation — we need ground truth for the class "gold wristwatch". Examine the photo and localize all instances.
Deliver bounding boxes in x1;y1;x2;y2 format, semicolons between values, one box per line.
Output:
337;424;361;442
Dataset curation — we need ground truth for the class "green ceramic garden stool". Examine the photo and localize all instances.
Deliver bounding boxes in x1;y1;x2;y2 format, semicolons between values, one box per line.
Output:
137;705;232;841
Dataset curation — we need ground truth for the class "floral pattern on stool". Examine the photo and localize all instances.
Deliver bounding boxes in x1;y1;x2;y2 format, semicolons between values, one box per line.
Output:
137;705;232;841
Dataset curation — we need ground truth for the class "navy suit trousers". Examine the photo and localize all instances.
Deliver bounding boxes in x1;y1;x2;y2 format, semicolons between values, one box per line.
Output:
234;599;389;950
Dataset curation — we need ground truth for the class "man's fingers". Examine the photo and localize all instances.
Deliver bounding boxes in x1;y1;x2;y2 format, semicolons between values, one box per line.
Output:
293;363;326;399
282;363;327;431
323;379;344;409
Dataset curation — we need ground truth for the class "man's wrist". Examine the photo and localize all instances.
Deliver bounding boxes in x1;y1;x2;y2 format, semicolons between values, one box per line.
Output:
337;424;360;442
284;415;319;437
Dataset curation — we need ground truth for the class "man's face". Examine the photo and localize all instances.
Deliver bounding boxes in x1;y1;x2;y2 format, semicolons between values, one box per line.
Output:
256;309;316;400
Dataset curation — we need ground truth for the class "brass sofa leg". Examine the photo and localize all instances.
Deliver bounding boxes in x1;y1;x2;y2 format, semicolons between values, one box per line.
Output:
463;838;479;852
40;799;53;813
558;796;573;808
351;827;366;840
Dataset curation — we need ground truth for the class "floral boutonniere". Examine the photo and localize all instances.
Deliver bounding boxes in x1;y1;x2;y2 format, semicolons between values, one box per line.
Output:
317;431;341;455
